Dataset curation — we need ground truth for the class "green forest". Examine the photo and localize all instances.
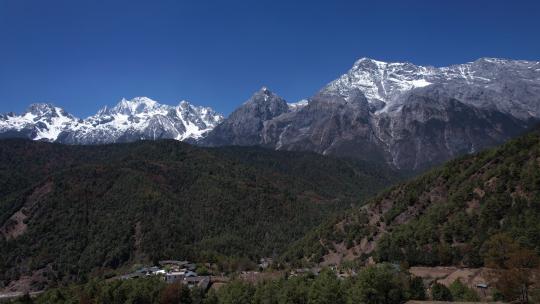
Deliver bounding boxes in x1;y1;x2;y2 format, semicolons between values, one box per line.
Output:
285;128;540;268
0;139;397;289
3;128;540;303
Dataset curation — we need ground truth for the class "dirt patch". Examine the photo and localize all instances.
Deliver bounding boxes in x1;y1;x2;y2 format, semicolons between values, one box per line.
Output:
335;220;346;233
484;177;498;192
437;268;482;286
409;266;458;280
393;205;419;225
410;266;499;299
0;211;28;240
1;182;53;240
466;199;480;215
209;282;226;290
238;271;284;284
2;267;51;293
511;185;530;201
473;187;485;198
321;249;344;266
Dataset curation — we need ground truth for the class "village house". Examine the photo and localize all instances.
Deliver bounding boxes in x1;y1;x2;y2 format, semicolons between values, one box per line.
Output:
258;257;273;269
159;260;196;272
137;266;163;276
164;270;197;283
184;276;211;290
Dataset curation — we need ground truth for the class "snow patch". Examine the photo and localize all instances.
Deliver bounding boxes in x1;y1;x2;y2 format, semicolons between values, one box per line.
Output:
288;99;309;110
410;79;432;87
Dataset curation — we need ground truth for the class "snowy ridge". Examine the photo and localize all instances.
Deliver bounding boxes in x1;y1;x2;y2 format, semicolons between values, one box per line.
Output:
323;58;435;107
288;99;309;111
322;57;540;113
0;104;80;141
0;97;224;144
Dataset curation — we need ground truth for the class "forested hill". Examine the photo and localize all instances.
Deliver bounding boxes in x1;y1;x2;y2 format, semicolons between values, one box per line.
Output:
0;139;397;288
284;126;540;267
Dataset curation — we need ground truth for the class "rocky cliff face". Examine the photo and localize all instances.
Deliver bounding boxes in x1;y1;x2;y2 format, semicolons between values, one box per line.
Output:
203;57;539;171
201;87;289;146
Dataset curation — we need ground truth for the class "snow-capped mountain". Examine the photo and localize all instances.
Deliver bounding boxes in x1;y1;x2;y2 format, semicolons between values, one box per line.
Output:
3;57;540;171
203;57;540;171
322;58;435;111
0;97;223;144
322;57;540;116
0;104;80;141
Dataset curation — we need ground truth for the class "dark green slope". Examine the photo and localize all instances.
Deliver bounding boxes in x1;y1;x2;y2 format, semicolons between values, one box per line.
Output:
284;127;540;267
0;139;397;287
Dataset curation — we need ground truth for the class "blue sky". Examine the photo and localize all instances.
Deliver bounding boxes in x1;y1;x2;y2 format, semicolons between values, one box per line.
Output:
1;0;539;117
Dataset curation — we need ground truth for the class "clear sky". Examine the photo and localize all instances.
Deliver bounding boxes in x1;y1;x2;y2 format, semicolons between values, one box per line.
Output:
1;0;539;117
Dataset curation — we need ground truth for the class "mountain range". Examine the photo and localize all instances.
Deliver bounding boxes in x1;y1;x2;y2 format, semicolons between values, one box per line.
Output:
2;57;540;170
2;56;540;297
202;57;540;170
0;98;223;144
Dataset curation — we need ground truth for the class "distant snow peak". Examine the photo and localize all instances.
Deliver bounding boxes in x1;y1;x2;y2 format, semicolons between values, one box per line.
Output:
27;103;56;115
0;97;223;144
178;100;190;108
353;57;386;68
112;97;160;115
0;102;79;142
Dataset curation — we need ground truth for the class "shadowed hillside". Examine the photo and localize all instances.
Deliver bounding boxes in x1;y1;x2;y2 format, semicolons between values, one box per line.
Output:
0;139;397;289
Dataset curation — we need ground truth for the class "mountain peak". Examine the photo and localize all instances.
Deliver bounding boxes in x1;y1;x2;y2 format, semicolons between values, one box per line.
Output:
245;86;282;104
112;97;160;115
178;100;192;110
24;103;77;121
352;57;387;68
256;86;273;98
476;57;510;64
26;103;57;115
130;96;158;105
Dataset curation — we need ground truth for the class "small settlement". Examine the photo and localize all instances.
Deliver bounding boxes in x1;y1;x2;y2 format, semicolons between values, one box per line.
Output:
119;260;210;291
117;258;494;301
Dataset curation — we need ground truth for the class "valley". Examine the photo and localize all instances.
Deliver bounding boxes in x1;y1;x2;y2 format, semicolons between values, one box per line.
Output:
0;138;396;294
1;127;540;303
2;57;540;302
3;1;540;303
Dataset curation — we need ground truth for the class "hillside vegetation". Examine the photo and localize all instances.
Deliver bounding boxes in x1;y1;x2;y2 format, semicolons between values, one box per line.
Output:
23;264;427;304
0;139;397;288
284;127;540;267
